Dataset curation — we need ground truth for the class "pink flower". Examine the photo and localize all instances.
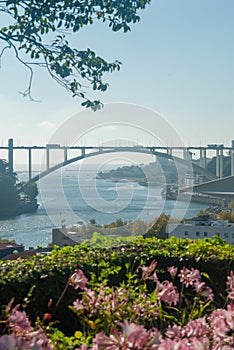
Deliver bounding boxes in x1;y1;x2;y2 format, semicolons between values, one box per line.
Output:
76;345;88;350
140;260;157;280
166;324;182;339
181;318;210;338
178;267;201;288
148;272;158;283
157;280;179;306
30;327;53;350
73;299;85;312
194;281;214;301
86;289;96;304
69;269;88;290
0;334;17;350
93;320;160;349
10;309;32;332
208;304;234;344
167;266;178;279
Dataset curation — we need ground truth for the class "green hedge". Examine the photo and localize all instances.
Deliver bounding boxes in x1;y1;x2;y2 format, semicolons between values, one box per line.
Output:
0;234;234;334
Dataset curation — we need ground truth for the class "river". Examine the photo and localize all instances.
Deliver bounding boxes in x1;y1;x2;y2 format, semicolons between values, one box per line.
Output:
0;165;208;249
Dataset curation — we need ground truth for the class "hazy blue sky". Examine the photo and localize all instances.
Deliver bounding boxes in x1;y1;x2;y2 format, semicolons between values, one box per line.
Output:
0;0;234;151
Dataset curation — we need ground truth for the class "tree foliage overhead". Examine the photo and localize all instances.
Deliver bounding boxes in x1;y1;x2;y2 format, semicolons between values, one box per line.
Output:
0;0;151;109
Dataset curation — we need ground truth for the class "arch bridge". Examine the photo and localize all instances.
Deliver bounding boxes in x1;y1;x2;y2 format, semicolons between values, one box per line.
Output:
29;146;216;184
1;139;229;192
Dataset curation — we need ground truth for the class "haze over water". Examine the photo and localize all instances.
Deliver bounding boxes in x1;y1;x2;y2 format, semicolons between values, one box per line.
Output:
0;164;207;249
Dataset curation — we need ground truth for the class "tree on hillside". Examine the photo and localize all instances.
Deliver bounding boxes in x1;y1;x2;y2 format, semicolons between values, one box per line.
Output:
0;159;18;183
0;160;18;210
0;0;151;109
143;213;170;239
0;173;18;209
20;181;38;201
0;160;39;213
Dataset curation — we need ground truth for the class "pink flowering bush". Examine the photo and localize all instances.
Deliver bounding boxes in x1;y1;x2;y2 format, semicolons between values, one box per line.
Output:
74;264;234;349
0;301;52;349
77;307;234;349
67;260;214;338
1;259;234;349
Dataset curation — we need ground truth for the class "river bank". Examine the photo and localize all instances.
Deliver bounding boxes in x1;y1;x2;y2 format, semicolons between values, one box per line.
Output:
0;199;39;219
0;168;208;248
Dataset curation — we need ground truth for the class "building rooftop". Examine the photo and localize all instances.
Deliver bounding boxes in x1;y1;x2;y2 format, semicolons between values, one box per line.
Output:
0;242;23;250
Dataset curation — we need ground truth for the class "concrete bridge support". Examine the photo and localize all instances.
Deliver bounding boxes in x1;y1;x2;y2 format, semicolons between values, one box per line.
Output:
46;148;50;171
8;138;13;175
215;149;225;178
203;149;207;168
215;148;225;178
199;149;203;167
183;149;188;160
219;149;223;178
183;149;193;161
216;149;220;178
28;148;32;181
167;147;172;156
230;140;234;176
199;148;207;168
64;148;68;162
231;151;234;176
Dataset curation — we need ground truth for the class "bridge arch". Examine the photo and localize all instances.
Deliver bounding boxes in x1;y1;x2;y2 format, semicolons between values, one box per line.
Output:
27;148;216;186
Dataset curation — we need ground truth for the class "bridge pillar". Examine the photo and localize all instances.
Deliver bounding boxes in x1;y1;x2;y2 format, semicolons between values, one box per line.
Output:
46;148;50;170
231;151;234;176
28;148;32;181
231;141;234;176
219;148;223;178
199;148;203;167
183;149;188;160
183;148;192;161
167;147;172;156
8;138;14;175
203;149;207;168
199;148;207;168
64;148;68;162
82;148;85;157
216;149;220;178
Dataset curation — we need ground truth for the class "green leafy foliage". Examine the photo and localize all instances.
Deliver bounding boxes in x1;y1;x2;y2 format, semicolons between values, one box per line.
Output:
0;160;38;216
0;173;18;209
144;213;170;239
0;248;232;348
0;0;151;107
19;181;38;201
0;234;233;335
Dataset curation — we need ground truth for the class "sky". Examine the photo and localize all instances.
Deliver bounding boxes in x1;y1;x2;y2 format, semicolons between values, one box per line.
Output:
0;0;234;164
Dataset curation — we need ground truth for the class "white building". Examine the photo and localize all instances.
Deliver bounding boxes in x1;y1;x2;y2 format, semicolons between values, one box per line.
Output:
167;215;234;245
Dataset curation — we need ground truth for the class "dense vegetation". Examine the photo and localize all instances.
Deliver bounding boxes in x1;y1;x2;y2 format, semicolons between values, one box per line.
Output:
98;165;147;182
98;159;178;186
1;234;234;348
0;159;38;217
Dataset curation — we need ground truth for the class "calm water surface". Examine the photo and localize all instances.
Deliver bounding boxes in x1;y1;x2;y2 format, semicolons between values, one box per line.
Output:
0;167;207;248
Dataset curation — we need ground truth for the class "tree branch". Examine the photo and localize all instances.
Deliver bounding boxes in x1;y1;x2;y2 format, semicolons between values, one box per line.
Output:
0;0;151;108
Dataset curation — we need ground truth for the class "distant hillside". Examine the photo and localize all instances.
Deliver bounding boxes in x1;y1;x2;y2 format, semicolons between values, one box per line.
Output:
97;158;179;186
205;156;231;177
